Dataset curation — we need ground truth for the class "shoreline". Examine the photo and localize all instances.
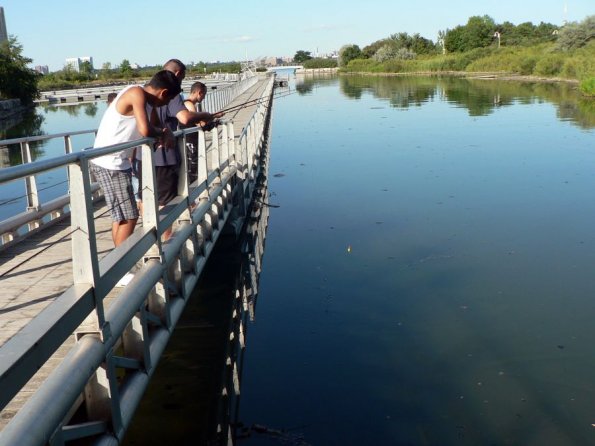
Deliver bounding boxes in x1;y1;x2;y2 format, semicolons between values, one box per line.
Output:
337;70;581;85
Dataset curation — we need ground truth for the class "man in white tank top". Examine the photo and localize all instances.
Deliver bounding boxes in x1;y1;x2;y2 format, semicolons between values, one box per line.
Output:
91;70;182;247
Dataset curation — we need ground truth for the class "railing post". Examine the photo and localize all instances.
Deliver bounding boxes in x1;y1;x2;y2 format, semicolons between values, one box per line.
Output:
69;158;100;293
195;129;215;247
226;122;236;167
197;130;208;191
69;157;113;425
220;124;230;168
140;143;171;327
63;135;73;154
21;141;40;212
209;127;221;184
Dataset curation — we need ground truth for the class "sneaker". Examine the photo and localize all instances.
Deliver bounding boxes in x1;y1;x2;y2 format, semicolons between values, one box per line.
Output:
116;272;134;287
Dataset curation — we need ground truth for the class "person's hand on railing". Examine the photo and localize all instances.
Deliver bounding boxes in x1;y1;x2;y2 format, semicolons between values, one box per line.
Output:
158;128;175;150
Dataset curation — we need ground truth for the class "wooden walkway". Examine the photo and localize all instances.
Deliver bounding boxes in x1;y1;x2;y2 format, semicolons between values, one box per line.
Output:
0;75;272;430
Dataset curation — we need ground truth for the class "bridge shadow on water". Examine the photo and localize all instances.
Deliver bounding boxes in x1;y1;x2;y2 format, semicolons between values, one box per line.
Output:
122;176;271;446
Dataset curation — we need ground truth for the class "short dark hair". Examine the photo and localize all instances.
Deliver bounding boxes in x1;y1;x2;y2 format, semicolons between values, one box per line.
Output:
163;58;186;73
190;81;207;94
106;92;117;104
146;70;182;97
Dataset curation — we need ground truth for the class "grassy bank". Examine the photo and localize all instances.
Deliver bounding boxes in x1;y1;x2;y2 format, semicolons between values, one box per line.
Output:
341;41;595;96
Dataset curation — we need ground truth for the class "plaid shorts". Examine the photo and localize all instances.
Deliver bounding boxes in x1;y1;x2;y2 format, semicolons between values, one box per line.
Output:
91;164;139;222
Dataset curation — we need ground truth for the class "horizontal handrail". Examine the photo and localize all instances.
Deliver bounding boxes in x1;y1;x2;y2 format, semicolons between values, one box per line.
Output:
0;129;97;146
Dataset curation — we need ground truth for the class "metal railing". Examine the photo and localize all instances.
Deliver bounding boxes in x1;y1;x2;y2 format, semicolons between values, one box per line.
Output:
0;75;275;446
0;129;99;250
201;73;258;114
0;72;259;251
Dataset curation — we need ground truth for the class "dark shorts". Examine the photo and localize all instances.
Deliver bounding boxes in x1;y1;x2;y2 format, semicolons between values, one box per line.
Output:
91;164;138;222
156;165;179;206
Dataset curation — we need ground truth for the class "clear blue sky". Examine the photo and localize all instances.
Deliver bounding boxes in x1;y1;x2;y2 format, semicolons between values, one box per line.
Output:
1;0;593;71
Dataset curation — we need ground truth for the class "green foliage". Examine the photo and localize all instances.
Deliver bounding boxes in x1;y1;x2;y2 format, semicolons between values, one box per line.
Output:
119;59;133;76
302;58;337;69
390;32;437;55
534;54;565;76
373;44;398;62
0;36;40;103
463;41;595;80
365;32;438;61
580;77;595;96
293;50;313;63
445;15;496;52
556;15;595;51
339;44;362;67
465;45;541;74
498;21;558;46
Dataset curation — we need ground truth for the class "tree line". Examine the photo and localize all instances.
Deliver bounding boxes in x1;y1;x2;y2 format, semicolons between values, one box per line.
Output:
332;15;594;95
336;15;594;66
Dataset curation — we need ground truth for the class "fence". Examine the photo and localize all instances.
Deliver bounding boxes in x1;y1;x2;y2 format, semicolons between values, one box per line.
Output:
0;76;274;445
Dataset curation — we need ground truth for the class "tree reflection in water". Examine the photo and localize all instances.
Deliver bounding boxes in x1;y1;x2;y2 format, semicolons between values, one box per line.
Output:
334;74;593;129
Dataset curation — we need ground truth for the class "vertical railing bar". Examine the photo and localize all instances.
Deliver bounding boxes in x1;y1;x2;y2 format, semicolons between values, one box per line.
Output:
21;141;40;211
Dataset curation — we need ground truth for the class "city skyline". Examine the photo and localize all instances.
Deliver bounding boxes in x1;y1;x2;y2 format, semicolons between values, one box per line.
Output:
0;0;593;71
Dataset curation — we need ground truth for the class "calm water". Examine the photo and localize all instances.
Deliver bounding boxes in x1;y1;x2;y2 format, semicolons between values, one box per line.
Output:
238;75;595;445
3;76;595;445
0;102;102;219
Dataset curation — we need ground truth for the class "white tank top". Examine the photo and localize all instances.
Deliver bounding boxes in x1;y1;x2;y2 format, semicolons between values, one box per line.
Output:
91;85;150;170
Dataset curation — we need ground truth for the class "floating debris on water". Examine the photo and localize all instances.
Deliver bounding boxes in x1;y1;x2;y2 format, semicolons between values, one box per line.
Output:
273;173;285;177
347;245;352;253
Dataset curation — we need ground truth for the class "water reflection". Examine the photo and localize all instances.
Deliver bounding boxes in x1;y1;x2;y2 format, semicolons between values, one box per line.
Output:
335;75;594;129
42;101;101;118
0;110;46;166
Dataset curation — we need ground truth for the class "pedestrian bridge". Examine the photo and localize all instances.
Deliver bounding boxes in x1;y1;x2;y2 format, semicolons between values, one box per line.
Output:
0;73;275;445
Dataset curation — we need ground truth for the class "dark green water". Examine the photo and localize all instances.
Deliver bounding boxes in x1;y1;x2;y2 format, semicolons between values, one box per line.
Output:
3;76;595;445
237;75;595;445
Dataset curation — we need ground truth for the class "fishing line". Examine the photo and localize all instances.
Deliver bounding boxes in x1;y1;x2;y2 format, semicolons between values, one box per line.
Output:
217;91;297;114
0;179;70;209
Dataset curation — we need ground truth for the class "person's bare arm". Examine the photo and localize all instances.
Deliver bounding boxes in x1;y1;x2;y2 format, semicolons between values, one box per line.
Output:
118;87;174;147
176;109;217;126
183;100;195;113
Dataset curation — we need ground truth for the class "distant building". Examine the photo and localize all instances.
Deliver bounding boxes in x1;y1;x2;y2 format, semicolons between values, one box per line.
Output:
264;56;282;67
0;7;8;43
34;65;49;75
65;56;94;72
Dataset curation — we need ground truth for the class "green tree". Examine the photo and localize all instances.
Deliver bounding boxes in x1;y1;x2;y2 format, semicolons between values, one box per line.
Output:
557;15;595;51
445;15;497;52
339;44;362;67
293;50;313;63
302;58;338;69
119;59;133;76
79;60;93;77
0;36;40;104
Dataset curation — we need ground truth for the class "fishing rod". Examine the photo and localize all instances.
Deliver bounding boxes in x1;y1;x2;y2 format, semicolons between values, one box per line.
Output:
217;90;297;114
200;91;297;131
217;92;293;114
